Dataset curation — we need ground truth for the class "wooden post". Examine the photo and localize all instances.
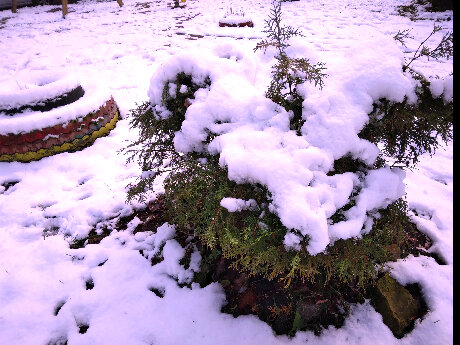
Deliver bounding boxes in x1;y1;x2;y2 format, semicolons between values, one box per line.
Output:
116;0;124;7
62;0;68;18
12;0;17;13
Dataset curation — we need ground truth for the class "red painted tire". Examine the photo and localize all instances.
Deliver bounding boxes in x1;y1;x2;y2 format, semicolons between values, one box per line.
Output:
0;73;119;162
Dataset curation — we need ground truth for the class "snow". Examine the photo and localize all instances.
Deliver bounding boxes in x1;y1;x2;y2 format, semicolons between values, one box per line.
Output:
0;78;111;134
220;197;257;212
219;14;253;26
0;70;79;110
0;0;453;344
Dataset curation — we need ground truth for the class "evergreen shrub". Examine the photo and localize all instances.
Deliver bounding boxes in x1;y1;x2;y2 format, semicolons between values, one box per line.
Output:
123;0;453;335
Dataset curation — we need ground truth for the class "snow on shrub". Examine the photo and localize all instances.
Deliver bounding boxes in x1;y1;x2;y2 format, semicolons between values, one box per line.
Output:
124;3;452;285
140;47;412;255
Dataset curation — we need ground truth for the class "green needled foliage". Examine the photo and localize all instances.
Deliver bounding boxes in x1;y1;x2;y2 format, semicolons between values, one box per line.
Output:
123;72;447;335
122;72;211;203
164;153;414;290
359;70;453;168
122;69;408;291
254;0;326;135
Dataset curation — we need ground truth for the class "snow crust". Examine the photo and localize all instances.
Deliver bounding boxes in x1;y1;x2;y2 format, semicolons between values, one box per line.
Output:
0;0;453;344
220;197;257;212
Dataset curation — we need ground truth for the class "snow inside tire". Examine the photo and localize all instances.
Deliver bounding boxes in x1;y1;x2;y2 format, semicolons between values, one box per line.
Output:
0;71;85;115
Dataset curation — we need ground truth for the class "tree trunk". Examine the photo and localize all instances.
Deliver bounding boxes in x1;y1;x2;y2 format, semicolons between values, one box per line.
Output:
62;0;68;18
12;0;17;13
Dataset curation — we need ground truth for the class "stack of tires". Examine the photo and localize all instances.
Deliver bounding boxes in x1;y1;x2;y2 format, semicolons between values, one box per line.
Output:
0;71;119;162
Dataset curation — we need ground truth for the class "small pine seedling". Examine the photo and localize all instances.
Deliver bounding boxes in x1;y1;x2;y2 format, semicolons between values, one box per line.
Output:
254;0;326;134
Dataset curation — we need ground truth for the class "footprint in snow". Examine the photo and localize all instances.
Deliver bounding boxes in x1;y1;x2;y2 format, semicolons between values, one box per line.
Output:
148;286;165;298
77;176;93;186
0;179;20;194
54;299;67;316
77;192;92;201
85;277;95;290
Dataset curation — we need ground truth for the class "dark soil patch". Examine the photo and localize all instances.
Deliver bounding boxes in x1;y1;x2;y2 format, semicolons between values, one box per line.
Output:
85;278;94;290
168;1;187;9
193;218;433;337
46;0;79;4
404;282;429;322
69;225;112;249
43;226;60;238
195;253;363;336
69;194;169;249
117;194;170;234
46;338;67;345
135;1;152;9
430;0;453;11
399;218;446;265
149;287;165;298
78;324;89;334
46;7;63;13
69;237;87;249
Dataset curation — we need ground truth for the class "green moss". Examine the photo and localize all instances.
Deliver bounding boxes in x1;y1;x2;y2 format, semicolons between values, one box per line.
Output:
291;309;304;333
372;273;421;338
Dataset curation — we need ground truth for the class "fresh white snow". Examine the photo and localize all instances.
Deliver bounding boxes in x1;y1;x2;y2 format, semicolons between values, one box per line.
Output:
0;76;112;134
0;70;79;109
0;0;453;344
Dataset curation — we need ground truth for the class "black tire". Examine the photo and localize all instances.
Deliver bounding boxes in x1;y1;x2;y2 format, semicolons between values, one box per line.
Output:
0;85;85;116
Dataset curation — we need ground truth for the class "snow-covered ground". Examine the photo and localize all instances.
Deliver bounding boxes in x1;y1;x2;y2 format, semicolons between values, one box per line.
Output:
0;0;453;344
